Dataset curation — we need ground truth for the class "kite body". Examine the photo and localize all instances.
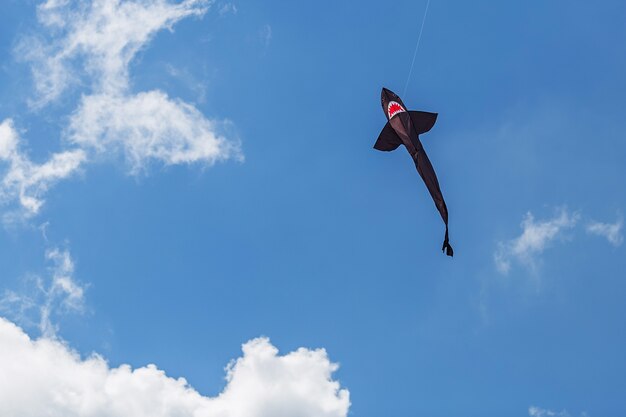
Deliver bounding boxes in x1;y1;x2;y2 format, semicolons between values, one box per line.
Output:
374;87;454;257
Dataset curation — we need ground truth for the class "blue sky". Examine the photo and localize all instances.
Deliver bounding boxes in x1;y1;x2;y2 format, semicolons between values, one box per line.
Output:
0;1;625;416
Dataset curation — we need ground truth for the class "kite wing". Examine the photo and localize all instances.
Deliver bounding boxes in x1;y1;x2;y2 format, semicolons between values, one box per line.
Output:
373;122;402;151
409;111;438;135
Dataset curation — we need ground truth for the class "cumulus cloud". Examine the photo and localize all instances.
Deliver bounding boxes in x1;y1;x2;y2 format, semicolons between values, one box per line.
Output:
0;317;350;417
0;247;85;338
586;217;623;247
495;208;579;274
0;119;85;217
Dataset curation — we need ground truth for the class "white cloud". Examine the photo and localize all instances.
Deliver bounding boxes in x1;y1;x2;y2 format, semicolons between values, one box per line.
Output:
529;406;589;417
33;0;241;169
0;317;350;417
0;119;85;217
0;247;85;338
30;0;211;101
586;217;623;247
165;63;209;103
218;2;237;16
495;208;579;274
37;248;85;338
2;0;242;216
67;91;242;174
529;406;570;417
260;24;272;47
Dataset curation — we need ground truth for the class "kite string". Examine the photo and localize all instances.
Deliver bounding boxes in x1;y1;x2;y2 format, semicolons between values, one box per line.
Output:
402;0;431;97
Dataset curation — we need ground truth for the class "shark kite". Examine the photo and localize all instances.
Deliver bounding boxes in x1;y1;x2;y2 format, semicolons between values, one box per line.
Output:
374;87;454;257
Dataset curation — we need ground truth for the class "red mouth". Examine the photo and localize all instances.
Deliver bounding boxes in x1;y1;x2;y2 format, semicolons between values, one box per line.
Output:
387;101;405;119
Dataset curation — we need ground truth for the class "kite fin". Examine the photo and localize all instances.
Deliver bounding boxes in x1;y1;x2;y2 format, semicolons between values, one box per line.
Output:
442;227;453;257
374;121;402;151
409;111;438;135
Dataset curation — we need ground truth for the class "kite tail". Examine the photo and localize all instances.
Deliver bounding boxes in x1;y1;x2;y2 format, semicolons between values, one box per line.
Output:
442;227;453;257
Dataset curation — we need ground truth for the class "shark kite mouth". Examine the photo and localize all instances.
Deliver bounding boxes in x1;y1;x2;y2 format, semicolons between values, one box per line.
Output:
387;101;405;119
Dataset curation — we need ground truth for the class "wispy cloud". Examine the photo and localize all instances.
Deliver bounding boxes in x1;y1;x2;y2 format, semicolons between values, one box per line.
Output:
495;208;579;274
529;406;570;417
529;405;588;417
0;247;85;338
26;0;211;104
494;206;625;275
218;2;237;16
165;63;209;103
0;318;350;417
36;0;242;169
586;216;623;247
0;119;85;218
67;91;241;174
260;24;272;48
1;0;242;218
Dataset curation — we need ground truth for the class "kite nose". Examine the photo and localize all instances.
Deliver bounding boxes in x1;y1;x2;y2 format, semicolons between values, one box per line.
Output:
381;87;398;103
381;87;392;103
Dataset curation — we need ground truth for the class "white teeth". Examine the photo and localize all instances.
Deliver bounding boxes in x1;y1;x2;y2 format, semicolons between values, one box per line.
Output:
387;101;405;119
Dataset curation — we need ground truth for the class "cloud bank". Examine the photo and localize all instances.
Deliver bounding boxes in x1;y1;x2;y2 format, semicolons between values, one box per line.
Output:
0;317;350;417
